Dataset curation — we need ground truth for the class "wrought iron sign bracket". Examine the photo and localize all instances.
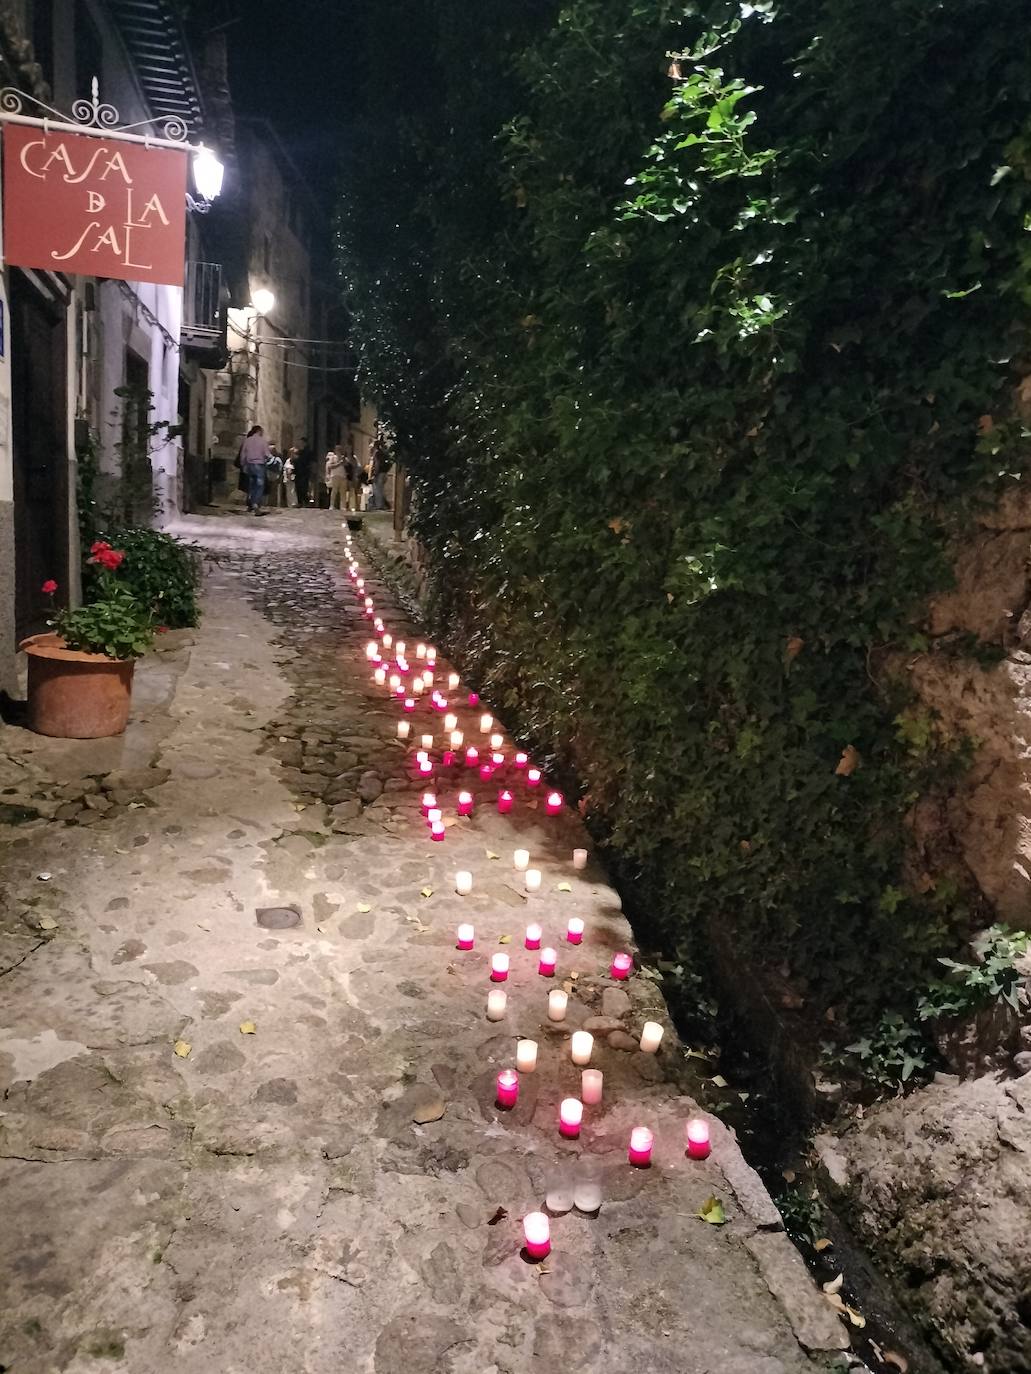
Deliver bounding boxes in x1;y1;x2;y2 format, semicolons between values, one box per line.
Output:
0;77;195;149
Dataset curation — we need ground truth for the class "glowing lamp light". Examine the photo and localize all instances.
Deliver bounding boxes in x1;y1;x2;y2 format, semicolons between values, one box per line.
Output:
490;953;510;982
559;1098;583;1139
523;1211;550;1260
628;1126;654;1168
251;286;275;315
456;923;475;950
457;791;474;816
640;1022;664;1054
496;1069;519;1110
539;947;557;976
567;917;584;946
525;922;542;950
611;952;633;981
498;790;513;814
686;1118;711;1160
546;791;563;816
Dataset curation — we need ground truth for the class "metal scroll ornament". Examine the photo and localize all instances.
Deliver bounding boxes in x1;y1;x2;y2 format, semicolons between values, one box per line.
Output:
0;77;189;145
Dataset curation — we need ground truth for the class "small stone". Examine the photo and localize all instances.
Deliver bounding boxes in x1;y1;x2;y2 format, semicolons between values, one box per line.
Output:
330;800;362;823
455;1203;482;1230
1013;1050;1031;1076
601;987;631;1018
412;1093;446;1124
101;767;170;792
583;1016;624;1034
359;773;383;803
85;794;113;812
55;804;81;822
607;1031;638;1052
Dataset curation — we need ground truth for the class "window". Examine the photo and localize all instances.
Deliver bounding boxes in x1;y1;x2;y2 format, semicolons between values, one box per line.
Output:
74;0;104;104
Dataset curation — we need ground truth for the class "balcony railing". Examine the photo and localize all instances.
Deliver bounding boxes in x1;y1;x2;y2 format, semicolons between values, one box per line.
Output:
182;261;223;345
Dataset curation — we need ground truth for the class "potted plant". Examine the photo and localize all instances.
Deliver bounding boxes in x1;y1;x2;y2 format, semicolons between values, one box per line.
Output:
21;541;155;738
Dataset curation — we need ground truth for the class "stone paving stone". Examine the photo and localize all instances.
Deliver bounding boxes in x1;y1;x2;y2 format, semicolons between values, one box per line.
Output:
0;511;848;1373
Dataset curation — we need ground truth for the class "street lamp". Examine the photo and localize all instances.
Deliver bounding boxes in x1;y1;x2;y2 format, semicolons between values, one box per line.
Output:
192;145;225;203
251;288;275;316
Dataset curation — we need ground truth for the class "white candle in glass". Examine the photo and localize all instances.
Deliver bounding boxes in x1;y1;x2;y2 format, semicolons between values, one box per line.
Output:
455;871;473;896
639;1021;664;1054
374;668;386;685
490;732;504;750
516;1039;538;1073
513;849;530;871
486;989;507;1021
397;721;411;740
572;848;588;870
581;1068;603;1105
421;734;434;750
448;672;460;690
450;729;464;748
570;1031;594;1066
422;669;433;686
524;868;542;893
412;678;425;695
480;713;493;733
444;713;458;732
548;990;568;1022
389;673;401;690
383;634;393;649
396;640;406;656
416;643;427;659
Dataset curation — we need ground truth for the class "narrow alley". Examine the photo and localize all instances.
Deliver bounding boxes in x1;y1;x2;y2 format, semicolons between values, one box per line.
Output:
0;510;847;1374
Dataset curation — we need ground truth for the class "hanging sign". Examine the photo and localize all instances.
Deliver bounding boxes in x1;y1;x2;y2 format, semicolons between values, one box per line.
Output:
2;125;188;286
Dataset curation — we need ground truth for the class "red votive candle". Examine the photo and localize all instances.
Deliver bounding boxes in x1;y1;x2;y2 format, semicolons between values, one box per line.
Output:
492;752;506;768
496;1069;519;1110
491;953;510;983
418;760;434;778
456;923;475;950
526;768;542;787
546;791;563;815
497;790;514;814
525;922;542;950
523;1212;550;1260
457;791;474;816
538;947;557;976
430;820;446;841
686;1118;711;1160
442;750;457;768
559;1098;583;1139
468;692;480;706
611;952;633;980
479;764;494;781
628;1126;654;1168
514;752;528;769
420;791;437;815
464;747;479;769
566;917;584;946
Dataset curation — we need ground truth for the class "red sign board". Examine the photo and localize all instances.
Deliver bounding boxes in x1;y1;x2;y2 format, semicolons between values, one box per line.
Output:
2;125;187;286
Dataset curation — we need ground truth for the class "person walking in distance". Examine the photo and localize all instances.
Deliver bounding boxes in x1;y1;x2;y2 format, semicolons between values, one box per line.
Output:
346;447;363;512
294;437;314;506
325;447;348;510
265;446;285;507
284;448;299;507
240;425;271;515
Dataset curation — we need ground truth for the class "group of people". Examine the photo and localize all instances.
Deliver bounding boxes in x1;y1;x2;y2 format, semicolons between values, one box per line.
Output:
237;427;390;515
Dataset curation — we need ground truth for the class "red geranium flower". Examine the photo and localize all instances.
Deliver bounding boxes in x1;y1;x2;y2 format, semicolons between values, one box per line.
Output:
90;540;111;555
156;626;168;634
41;579;57;595
88;546;125;571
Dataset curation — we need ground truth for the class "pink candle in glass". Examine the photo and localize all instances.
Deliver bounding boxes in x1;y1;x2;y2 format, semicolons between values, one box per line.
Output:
497;790;514;814
538;947;557;976
628;1126;654;1168
468;692;480;706
421;791;437;815
527;768;542;787
465;747;479;769
430;820;446;842
559;1098;583;1139
426;808;443;826
456;923;474;950
523;1211;550;1260
525;922;542;950
514;752;528;769
478;764;494;781
546;791;563;815
686;1118;711;1160
418;760;434;778
566;917;584;945
492;752;506;768
611;952;633;980
496;1069;519;1110
442;750;456;768
457;791;474;816
490;953;510;982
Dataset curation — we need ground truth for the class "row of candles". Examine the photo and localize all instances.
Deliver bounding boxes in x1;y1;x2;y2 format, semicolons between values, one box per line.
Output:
342;533;713;1262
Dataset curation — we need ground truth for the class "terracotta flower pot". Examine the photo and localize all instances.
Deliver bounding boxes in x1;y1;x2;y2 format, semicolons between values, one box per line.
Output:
20;633;135;738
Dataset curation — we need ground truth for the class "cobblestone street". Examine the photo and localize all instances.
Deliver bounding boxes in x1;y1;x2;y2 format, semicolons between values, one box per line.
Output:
0;510;847;1373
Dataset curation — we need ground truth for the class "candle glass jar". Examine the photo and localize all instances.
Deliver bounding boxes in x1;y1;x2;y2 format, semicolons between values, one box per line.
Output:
545;1164;574;1215
573;1158;603;1214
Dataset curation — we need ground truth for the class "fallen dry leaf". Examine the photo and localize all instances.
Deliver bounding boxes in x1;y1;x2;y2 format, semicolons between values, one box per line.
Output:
420;887;433;898
813;1237;833;1252
822;1273;844;1295
405;914;430;933
173;1040;192;1058
710;1074;729;1088
824;1292;847;1315
781;1168;796;1184
835;744;860;777
486;849;500;860
487;1206;508;1226
38;915;58;931
357;902;371;913
498;934;512;944
883;1352;909;1372
785;635;805;662
561;979;575;994
556;882;572;893
844;1305;866;1329
698;1195;726;1225
239;1020;257;1035
608;517;626;534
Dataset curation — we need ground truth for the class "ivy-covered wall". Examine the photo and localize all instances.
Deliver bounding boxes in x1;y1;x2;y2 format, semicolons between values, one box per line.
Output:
338;0;1031;1039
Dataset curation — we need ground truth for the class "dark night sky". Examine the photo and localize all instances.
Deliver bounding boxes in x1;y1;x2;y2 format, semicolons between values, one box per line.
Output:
226;0;366;186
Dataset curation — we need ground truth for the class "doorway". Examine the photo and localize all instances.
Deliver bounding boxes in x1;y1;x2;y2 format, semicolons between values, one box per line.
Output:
12;271;69;642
